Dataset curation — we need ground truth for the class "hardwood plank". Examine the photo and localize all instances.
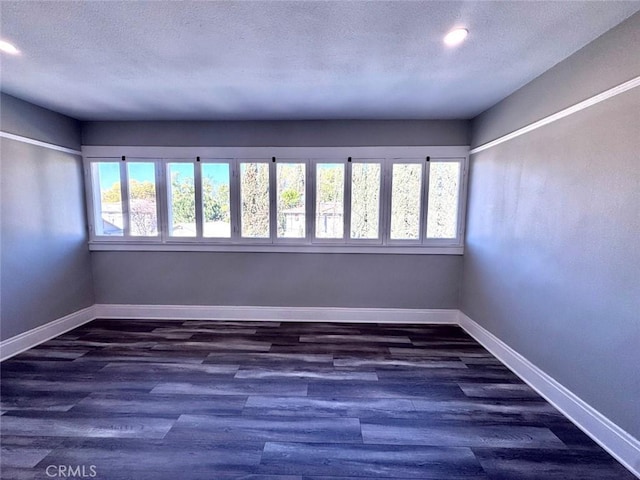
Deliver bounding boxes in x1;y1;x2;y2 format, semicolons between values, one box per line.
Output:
243;396;416;418
472;447;637;479
71;392;247;415
299;334;412;344
361;419;566;448
307;380;466;400
205;352;334;366
259;442;487;479
235;368;378;381
0;413;177;439
1;390;90;412
459;383;541;399
333;357;468;369
166;415;362;443
152;379;308;396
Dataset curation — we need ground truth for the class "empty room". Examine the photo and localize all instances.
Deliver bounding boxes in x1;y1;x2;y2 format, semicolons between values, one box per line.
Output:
0;1;638;479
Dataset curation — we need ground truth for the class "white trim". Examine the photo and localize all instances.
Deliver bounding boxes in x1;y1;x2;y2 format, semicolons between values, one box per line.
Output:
0;306;96;361
469;75;640;155
458;311;640;479
87;242;463;254
94;304;458;324
0;130;82;156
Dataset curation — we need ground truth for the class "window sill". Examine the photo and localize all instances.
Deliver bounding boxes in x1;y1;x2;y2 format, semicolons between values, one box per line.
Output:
88;242;464;255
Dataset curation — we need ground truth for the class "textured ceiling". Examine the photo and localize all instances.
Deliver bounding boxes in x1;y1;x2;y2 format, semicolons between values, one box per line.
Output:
1;1;638;121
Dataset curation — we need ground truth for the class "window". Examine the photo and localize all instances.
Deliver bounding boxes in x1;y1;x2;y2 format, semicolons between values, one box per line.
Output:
167;162;195;237
127;162;158;237
426;160;461;239
91;162;123;236
202;162;231;238
240;161;270;239
390;162;423;241
85;148;466;252
350;162;381;240
89;159;159;238
277;162;306;239
315;163;345;239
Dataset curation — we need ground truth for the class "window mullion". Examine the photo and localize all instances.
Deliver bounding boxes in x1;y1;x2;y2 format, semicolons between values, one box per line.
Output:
230;159;241;242
457;159;468;244
194;160;204;239
157;159;169;242
120;159;131;237
269;159;277;243
421;157;430;244
84;161;96;240
308;160;317;241
304;159;312;244
344;159;352;242
381;160;392;246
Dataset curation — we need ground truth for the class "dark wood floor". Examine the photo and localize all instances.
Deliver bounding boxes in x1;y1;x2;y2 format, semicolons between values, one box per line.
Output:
0;320;633;479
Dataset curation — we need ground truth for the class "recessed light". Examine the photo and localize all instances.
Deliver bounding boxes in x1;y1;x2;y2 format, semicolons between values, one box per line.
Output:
443;28;468;47
0;40;20;55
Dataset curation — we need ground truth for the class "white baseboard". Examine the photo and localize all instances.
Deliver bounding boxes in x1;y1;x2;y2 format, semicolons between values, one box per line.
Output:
0;305;96;361
93;304;459;324
0;305;455;363
458;311;640;479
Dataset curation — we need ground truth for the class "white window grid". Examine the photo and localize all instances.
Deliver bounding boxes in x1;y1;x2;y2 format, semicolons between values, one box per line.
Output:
83;146;468;252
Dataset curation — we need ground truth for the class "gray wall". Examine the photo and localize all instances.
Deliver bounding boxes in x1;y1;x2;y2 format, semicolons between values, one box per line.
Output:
87;119;469;309
93;252;461;309
462;13;640;439
1;93;82;150
0;94;94;341
472;12;640;147
82;119;470;146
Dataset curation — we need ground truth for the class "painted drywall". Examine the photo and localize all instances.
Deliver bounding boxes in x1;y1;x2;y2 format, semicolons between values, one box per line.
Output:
81;120;470;147
473;11;640;147
0;95;94;341
1;93;81;150
462;14;640;438
93;252;461;309
88;119;467;310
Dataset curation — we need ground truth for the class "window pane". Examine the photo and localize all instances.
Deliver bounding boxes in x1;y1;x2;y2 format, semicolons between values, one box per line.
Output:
202;163;231;238
277;163;306;238
390;163;422;240
315;163;344;239
127;162;158;236
240;162;270;238
168;163;195;237
92;162;123;236
427;161;461;239
350;163;381;239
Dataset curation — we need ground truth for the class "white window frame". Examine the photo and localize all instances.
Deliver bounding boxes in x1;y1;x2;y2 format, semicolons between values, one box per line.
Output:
85;156;162;241
199;158;235;243
237;158;273;243
83;146;468;254
424;157;467;246
386;158;427;246
87;159;125;239
125;158;162;240
274;158;310;244
311;158;348;244
347;158;384;245
164;158;199;243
